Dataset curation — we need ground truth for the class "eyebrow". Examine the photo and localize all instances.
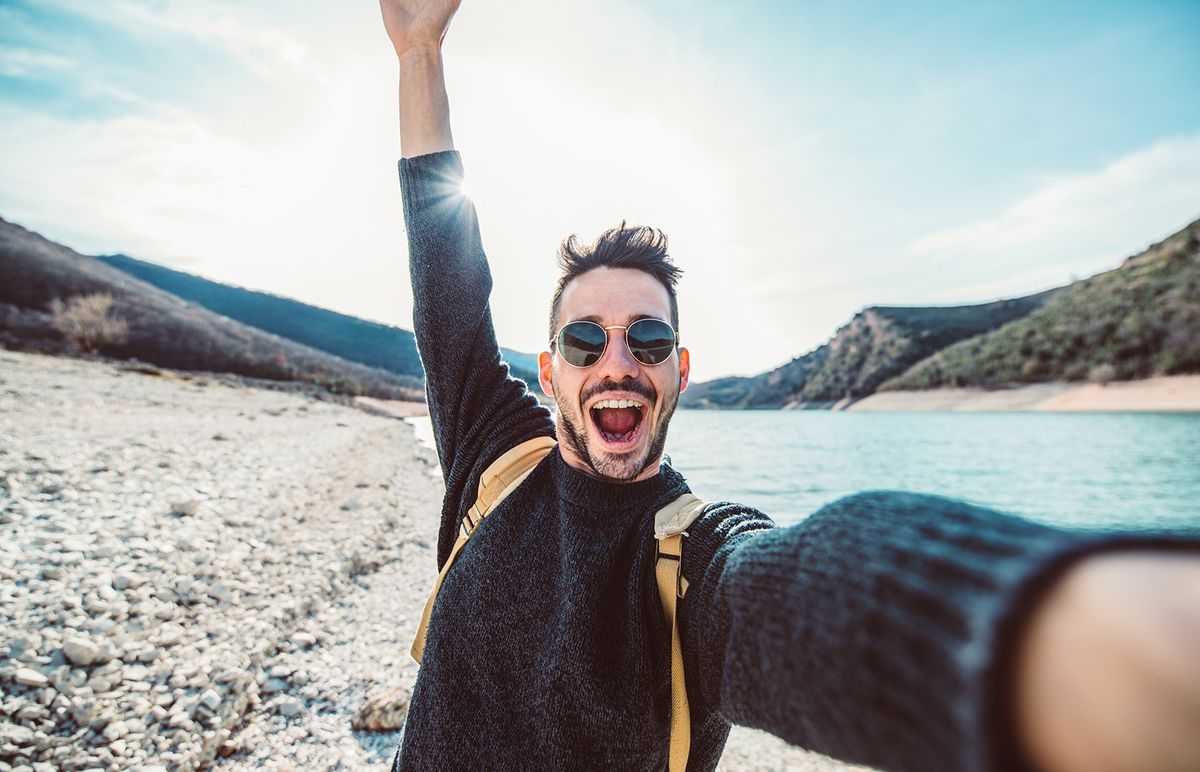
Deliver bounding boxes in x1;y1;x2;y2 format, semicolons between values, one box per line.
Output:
572;313;661;327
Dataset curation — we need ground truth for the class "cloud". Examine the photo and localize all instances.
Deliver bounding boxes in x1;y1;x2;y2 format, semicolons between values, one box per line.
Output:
43;0;310;73
908;134;1200;290
0;47;74;77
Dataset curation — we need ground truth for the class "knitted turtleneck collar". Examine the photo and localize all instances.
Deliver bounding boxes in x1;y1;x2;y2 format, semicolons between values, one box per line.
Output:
548;444;689;510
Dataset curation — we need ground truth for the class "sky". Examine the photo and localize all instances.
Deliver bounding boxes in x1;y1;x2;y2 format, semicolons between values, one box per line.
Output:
1;0;1198;383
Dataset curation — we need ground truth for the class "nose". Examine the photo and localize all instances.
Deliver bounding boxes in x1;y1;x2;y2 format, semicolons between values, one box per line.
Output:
592;327;641;382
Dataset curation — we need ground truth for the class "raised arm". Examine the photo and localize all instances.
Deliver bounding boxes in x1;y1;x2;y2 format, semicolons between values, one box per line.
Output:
380;0;554;568
679;493;1200;772
380;0;458;158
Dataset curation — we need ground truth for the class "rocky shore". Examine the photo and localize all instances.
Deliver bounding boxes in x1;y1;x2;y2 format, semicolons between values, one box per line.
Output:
0;349;861;771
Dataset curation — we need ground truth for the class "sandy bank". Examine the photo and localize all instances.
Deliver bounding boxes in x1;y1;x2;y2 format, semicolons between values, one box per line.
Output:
0;350;863;771
847;374;1200;412
353;395;429;419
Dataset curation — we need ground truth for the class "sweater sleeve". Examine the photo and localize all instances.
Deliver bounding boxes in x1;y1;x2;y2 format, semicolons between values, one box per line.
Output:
398;151;555;568
678;490;1200;772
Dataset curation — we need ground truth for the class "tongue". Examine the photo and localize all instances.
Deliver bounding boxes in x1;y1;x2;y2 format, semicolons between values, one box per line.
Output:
595;406;639;435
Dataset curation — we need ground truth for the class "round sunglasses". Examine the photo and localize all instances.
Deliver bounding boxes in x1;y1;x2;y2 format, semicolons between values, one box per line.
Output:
553;318;679;368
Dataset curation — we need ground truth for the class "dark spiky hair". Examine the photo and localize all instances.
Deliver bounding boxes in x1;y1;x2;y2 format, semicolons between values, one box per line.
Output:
548;221;682;344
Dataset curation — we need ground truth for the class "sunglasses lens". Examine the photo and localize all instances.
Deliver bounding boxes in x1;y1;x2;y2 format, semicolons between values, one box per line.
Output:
627;319;676;365
558;321;607;367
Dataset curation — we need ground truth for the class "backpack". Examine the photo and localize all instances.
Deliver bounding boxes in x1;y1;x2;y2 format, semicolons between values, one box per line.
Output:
409;436;707;772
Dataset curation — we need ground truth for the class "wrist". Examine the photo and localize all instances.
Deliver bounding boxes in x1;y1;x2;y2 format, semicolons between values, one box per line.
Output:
396;41;443;66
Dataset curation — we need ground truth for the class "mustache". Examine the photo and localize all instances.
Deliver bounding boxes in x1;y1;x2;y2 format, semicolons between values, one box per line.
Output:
581;378;656;407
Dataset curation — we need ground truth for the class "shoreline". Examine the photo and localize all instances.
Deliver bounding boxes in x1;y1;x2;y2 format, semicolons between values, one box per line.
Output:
844;374;1200;413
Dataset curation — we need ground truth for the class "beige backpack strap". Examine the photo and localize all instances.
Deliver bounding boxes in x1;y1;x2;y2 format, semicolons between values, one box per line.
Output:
654;493;708;772
410;436;557;662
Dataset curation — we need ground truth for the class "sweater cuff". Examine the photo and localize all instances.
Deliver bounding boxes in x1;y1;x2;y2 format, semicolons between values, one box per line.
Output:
397;149;463;182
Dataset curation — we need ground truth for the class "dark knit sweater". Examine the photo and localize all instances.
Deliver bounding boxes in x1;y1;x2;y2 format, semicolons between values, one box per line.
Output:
392;150;1199;772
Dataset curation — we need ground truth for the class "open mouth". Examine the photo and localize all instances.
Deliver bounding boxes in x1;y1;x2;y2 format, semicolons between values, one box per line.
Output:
589;398;648;450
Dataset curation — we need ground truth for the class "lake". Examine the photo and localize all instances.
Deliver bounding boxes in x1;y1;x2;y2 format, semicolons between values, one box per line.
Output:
665;410;1200;530
407;411;1200;531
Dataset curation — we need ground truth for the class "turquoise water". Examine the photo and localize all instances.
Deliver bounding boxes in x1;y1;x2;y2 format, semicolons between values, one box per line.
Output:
408;412;1200;531
664;411;1200;530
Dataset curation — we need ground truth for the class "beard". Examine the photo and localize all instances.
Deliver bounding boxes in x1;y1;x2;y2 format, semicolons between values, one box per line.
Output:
554;376;680;482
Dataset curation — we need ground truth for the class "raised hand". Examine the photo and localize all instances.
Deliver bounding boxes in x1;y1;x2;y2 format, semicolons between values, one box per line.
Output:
379;0;462;59
378;0;459;159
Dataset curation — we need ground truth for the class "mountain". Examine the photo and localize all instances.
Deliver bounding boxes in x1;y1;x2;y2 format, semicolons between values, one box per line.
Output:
0;216;423;400
681;346;830;409
682;291;1056;409
882;217;1200;391
93;252;540;385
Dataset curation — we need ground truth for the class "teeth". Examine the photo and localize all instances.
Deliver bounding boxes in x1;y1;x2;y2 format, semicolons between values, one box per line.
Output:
592;399;645;410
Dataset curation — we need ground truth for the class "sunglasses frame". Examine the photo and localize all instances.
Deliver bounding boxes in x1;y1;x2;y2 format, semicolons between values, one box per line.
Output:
552;317;679;369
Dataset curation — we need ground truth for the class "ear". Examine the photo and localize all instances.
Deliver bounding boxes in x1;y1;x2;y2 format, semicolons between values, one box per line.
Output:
678;347;691;393
538;350;555;397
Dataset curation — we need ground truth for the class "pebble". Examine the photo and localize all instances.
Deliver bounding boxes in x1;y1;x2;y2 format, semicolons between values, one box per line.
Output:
290;632;317;648
199;689;221;711
15;668;49;688
275;697;304;718
0;721;35;745
71;698;95;726
113;571;140;590
171;499;201;517
62;636;100;667
157;624;185;647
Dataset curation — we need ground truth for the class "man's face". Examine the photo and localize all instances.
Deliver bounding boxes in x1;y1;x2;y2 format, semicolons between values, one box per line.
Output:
538;267;690;483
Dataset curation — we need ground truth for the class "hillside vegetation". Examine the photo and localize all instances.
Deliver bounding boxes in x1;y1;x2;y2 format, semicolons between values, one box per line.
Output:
796;294;1058;403
884;218;1200;390
0;217;424;400
95;253;539;384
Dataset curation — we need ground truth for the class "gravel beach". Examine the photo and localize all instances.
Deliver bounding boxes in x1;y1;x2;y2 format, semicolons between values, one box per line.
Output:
0;349;863;771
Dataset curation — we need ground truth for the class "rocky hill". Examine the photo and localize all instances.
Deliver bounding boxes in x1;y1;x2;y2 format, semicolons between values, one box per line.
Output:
94;253;539;385
683;292;1055;409
883;217;1200;391
0;217;423;401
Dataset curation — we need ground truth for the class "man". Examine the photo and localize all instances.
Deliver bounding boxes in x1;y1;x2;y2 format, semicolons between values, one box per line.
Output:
379;2;1200;771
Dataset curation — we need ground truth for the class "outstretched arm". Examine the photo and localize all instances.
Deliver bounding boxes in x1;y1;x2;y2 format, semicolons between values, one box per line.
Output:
380;0;459;158
380;0;555;568
680;493;1200;772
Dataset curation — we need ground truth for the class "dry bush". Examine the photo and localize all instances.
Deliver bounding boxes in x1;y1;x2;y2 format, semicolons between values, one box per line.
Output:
49;292;129;354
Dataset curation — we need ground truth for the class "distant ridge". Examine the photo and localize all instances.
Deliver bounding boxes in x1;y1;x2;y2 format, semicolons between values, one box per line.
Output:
94;253;540;385
0;216;423;400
